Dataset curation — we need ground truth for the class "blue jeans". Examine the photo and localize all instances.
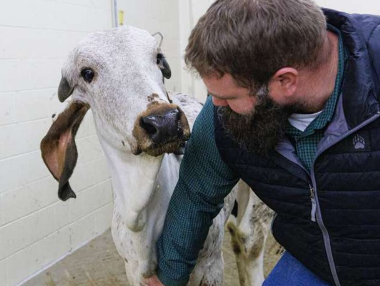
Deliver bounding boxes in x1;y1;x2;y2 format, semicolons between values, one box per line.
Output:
263;252;332;286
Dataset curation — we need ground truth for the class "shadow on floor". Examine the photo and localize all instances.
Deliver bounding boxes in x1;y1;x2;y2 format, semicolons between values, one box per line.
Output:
24;228;281;286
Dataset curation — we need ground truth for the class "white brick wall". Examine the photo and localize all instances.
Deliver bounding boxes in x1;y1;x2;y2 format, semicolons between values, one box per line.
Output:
0;1;114;286
117;0;182;92
178;0;215;103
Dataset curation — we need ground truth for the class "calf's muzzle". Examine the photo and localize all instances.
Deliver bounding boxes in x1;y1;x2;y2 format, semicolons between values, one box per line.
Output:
141;108;181;145
133;102;191;156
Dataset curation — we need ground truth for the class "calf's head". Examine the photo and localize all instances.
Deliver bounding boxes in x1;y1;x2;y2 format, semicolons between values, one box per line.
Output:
41;26;190;201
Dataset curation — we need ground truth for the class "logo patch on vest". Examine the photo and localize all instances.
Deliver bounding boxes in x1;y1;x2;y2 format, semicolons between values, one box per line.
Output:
348;131;371;152
326;131;372;154
353;134;365;149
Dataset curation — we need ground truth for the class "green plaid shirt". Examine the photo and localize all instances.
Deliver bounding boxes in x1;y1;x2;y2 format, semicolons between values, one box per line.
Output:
285;25;347;171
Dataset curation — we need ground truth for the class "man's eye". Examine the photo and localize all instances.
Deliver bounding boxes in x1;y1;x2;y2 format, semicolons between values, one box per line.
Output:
81;68;95;83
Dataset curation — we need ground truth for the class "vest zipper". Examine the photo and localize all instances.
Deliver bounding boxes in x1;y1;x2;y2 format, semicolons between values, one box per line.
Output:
309;185;317;222
310;111;380;286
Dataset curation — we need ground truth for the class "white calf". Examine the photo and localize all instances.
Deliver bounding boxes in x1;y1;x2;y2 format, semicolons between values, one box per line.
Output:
40;26;237;286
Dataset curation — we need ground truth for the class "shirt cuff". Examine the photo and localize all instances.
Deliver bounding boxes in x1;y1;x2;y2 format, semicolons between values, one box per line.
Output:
156;269;189;286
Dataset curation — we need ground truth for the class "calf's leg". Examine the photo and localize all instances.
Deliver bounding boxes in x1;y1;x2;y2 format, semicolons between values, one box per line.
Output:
227;181;274;286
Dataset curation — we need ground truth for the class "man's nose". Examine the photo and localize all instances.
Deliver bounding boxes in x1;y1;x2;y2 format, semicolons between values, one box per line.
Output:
212;97;228;107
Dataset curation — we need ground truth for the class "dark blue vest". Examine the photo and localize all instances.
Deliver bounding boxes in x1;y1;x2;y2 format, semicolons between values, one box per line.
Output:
214;9;380;286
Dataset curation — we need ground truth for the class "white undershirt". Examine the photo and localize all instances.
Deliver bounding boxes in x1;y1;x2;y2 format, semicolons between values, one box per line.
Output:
288;111;323;132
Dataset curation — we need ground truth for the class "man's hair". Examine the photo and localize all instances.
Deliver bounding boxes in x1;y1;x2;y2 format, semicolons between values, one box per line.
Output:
185;0;327;92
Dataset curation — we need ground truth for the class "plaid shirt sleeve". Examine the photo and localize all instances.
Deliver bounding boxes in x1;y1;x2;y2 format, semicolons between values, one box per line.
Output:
156;97;239;286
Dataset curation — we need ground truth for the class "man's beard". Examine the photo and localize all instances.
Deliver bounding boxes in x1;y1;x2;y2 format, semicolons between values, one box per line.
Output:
218;88;293;155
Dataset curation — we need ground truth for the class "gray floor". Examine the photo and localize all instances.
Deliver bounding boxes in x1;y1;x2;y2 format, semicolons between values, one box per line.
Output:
23;231;128;286
24;228;281;286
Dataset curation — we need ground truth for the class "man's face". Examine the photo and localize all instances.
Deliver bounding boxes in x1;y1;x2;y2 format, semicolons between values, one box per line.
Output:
205;74;257;115
203;73;292;154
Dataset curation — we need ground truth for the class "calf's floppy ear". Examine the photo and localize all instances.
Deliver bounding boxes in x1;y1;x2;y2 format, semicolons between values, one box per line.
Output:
40;102;89;201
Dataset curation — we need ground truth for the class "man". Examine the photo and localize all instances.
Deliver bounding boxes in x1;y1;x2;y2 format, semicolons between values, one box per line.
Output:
148;0;380;285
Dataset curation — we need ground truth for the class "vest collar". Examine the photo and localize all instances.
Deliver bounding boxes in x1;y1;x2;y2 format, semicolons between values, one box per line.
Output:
323;8;380;129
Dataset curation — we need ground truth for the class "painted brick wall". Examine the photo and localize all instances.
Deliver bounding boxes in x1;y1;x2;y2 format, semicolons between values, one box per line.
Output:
116;0;182;93
179;0;215;103
0;1;114;286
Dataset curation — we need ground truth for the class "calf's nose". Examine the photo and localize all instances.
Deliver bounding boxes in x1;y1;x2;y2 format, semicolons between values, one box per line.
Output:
140;108;181;144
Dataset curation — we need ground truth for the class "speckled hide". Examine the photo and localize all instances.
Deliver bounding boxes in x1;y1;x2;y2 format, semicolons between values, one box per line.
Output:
43;26;239;286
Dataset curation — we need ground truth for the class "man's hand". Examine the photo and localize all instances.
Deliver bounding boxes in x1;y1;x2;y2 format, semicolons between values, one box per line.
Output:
146;275;165;286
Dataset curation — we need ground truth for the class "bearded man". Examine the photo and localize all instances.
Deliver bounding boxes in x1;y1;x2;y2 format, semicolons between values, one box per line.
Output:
148;0;380;285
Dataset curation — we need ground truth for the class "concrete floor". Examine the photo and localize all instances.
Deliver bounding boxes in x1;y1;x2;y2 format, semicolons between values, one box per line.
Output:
24;228;281;286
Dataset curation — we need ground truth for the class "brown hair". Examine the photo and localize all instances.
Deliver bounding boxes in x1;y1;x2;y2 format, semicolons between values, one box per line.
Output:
185;0;327;92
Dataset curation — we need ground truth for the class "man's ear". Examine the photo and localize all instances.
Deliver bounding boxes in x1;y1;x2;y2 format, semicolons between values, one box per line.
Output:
269;68;299;102
40;101;89;201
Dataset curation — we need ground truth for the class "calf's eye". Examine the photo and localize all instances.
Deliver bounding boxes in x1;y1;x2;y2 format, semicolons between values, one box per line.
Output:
81;68;95;83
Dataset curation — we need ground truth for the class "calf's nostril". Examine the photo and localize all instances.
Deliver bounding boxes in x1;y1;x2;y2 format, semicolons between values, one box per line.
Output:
140;116;158;135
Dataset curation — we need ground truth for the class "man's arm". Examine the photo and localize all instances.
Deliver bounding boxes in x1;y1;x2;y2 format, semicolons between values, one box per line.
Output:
155;97;239;286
